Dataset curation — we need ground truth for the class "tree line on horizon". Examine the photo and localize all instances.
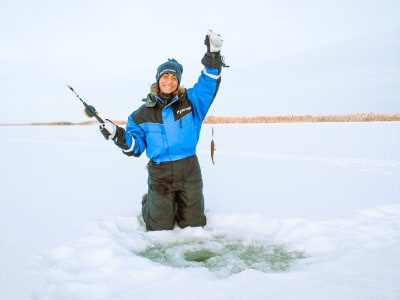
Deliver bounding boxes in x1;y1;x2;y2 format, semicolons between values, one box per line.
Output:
203;112;400;124
2;112;400;126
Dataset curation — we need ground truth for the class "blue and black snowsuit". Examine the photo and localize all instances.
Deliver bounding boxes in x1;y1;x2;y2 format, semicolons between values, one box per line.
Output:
116;66;221;230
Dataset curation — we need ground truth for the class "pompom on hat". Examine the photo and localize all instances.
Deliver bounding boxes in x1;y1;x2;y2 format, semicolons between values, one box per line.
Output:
156;58;183;85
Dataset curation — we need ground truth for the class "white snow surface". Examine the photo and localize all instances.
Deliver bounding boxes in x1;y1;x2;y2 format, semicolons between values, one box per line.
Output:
1;122;399;300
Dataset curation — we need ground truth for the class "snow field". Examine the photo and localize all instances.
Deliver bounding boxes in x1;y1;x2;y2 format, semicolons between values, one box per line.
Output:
0;122;399;299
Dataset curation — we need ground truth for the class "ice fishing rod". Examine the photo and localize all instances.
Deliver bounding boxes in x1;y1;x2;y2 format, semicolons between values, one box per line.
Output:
67;84;105;123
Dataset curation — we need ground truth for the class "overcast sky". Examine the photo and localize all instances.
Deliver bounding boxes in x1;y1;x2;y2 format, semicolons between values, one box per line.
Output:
0;0;399;123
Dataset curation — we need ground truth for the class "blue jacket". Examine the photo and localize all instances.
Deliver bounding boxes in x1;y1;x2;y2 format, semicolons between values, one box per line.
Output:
122;67;221;163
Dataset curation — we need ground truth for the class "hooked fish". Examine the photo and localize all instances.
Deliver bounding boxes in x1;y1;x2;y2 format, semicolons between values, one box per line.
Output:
211;127;215;165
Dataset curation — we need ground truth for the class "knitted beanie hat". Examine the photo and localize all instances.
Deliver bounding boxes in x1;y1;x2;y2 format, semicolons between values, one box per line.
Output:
155;58;183;84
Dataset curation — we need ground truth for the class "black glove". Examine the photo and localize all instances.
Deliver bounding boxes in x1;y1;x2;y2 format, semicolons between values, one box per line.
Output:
202;52;226;69
99;119;116;140
204;30;223;53
98;119;136;157
201;30;228;69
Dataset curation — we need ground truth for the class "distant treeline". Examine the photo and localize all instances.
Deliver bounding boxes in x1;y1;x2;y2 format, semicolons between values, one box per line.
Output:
2;113;399;126
203;113;400;124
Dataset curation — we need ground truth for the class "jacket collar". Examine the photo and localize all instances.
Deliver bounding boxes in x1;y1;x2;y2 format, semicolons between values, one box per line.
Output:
143;93;179;108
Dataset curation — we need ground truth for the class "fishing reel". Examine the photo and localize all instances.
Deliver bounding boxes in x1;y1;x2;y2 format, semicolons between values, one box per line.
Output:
68;84;105;123
83;105;98;118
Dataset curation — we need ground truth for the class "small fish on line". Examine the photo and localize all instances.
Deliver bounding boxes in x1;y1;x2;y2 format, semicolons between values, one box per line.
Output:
211;127;215;165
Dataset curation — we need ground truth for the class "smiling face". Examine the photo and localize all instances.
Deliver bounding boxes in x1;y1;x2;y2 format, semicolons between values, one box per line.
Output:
158;73;179;95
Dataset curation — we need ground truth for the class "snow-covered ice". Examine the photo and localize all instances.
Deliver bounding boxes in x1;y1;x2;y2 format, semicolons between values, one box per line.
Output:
0;122;399;299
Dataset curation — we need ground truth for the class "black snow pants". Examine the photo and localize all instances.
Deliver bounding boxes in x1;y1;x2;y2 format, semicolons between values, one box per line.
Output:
142;155;207;231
